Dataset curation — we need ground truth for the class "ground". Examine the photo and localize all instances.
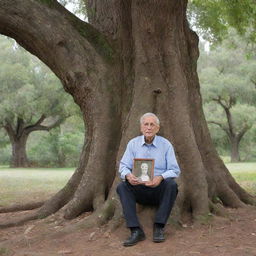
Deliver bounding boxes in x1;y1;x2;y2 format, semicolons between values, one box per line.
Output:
0;207;255;256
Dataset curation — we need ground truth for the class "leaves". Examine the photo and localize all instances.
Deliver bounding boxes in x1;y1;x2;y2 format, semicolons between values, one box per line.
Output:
199;33;256;159
188;0;256;43
0;35;79;128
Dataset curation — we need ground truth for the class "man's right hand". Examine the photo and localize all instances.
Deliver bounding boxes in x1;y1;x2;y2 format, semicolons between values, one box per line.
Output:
126;173;141;185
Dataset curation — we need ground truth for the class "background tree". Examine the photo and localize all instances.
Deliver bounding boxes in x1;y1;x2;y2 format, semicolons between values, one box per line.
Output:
28;115;84;167
0;0;255;231
0;36;74;167
198;34;256;162
188;0;256;43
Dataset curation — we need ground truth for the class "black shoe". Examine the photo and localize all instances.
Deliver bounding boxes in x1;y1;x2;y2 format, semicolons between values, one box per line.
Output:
123;228;146;247
153;225;165;243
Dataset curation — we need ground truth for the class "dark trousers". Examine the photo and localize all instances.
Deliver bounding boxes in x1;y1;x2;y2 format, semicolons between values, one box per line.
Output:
116;178;178;228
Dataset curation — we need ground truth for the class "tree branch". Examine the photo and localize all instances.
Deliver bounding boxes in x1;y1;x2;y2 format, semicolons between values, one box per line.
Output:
25;116;64;134
208;120;230;137
237;124;252;142
33;114;47;127
16;117;25;139
212;96;235;137
251;78;256;89
0;0;113;92
3;120;16;143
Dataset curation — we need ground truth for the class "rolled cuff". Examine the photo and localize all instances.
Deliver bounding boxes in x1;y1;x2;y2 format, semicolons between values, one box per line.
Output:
120;169;132;180
161;169;180;179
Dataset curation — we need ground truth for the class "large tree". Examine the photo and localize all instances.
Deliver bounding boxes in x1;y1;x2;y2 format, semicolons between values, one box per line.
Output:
0;0;255;231
0;36;71;167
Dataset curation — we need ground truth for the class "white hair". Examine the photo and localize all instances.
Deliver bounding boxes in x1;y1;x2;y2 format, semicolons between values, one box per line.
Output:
140;113;160;125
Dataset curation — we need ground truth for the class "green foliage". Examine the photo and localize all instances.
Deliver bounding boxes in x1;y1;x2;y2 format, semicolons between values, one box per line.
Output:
0;36;75;128
240;127;256;161
188;0;256;43
199;33;256;160
0;145;11;165
27;115;84;167
0;35;84;167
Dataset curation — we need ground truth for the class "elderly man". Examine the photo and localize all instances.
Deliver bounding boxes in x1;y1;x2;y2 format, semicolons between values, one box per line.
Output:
117;113;180;246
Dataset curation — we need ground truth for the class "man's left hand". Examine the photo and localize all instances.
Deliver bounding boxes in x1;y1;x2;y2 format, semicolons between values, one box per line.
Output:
145;176;163;187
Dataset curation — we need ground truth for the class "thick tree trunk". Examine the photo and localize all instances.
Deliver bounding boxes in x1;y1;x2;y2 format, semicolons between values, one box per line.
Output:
230;137;241;162
11;135;29;167
4;122;30;168
0;0;255;230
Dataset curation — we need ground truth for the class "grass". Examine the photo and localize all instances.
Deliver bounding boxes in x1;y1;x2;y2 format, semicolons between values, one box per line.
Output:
225;162;256;195
0;163;255;207
0;167;74;206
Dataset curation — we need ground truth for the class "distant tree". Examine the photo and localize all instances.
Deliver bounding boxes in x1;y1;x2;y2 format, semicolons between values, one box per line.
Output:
199;35;256;162
28;115;84;167
188;0;256;43
0;36;73;167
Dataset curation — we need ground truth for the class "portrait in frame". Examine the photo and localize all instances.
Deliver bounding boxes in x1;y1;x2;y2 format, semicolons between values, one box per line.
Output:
133;158;155;183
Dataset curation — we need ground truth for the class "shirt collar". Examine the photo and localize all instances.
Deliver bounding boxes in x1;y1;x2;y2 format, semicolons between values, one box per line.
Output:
140;135;158;147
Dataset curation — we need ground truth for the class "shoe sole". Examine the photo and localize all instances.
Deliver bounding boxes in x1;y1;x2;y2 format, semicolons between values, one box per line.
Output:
153;238;165;243
123;236;146;247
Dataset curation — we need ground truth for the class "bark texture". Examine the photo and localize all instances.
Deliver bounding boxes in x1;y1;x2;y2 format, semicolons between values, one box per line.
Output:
0;0;255;229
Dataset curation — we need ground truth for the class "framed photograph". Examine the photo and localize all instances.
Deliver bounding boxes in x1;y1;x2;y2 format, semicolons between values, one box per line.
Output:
132;158;154;182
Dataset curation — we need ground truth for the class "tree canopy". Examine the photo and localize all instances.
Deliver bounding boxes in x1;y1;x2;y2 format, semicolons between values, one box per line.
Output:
0;36;71;127
198;33;256;161
188;0;256;43
0;35;80;167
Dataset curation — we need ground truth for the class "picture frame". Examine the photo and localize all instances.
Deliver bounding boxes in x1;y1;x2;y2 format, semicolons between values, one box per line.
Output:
132;158;155;182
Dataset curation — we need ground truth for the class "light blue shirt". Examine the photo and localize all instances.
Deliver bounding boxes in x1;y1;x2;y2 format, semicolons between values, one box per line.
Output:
119;135;180;180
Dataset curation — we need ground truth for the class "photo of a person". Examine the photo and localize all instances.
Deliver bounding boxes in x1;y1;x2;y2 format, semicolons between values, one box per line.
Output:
131;158;154;182
138;163;150;182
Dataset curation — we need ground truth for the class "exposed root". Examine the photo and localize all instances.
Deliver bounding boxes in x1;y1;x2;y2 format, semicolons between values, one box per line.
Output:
0;198;119;249
0;201;44;214
209;200;228;217
105;205;124;231
0;211;40;229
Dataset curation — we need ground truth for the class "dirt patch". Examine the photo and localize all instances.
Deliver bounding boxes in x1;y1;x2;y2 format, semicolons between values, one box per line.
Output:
0;207;256;256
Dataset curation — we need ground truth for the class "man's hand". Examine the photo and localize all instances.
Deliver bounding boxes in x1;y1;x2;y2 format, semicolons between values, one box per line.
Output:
126;173;141;185
145;176;163;187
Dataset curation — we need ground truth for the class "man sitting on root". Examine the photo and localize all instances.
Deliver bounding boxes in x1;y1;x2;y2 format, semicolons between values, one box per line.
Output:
117;112;180;246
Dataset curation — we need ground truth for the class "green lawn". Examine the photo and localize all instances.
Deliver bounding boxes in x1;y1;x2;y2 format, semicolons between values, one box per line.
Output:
226;162;256;195
0;167;74;206
0;163;255;207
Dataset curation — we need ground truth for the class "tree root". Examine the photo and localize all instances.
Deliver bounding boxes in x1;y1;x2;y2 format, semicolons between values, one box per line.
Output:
0;201;44;214
209;200;228;217
0;211;40;229
0;198;118;249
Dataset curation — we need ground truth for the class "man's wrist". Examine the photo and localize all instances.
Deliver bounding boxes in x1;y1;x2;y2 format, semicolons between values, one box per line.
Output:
159;175;164;181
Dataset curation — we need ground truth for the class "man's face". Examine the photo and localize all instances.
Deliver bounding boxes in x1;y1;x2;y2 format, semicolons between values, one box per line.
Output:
140;116;160;141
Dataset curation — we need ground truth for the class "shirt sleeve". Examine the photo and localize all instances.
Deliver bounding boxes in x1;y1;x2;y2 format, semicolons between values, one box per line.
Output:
119;140;134;180
161;143;180;179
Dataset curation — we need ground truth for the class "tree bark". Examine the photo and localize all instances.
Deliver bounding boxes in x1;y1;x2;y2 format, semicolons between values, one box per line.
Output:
11;135;30;167
0;0;255;229
4;120;30;167
230;138;240;162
